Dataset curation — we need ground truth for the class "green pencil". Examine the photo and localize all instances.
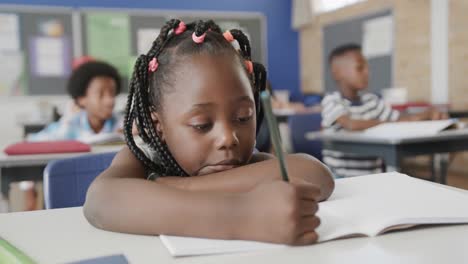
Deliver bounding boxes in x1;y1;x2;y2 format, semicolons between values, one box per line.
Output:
260;91;289;182
0;237;36;264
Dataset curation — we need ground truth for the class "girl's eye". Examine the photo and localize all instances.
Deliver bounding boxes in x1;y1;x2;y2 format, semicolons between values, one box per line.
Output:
192;123;212;132
237;115;252;123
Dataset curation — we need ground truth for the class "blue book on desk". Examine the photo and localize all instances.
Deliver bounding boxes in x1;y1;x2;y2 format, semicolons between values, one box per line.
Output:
67;254;129;264
363;119;460;139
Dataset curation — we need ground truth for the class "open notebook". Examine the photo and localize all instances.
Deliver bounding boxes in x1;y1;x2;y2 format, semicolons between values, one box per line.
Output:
160;172;468;257
362;119;459;139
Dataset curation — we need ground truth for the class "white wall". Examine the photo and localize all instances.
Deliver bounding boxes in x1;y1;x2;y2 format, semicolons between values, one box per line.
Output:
430;0;449;104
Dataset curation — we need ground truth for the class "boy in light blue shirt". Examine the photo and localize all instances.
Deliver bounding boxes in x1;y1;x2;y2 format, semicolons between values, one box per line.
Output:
28;61;123;142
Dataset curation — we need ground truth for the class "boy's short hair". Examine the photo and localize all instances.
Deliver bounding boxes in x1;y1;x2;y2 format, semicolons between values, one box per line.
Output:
328;43;362;64
67;61;121;100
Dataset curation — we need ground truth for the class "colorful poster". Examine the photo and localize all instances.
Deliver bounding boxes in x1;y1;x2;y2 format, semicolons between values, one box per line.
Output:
127;56;138;79
29;37;71;77
86;13;131;76
0;13;20;52
137;28;160;55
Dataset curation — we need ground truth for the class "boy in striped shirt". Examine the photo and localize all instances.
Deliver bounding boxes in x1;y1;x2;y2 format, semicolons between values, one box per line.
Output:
322;43;446;178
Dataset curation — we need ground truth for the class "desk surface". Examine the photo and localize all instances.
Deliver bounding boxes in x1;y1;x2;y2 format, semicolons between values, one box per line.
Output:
310;128;468;144
0;207;467;264
0;145;123;168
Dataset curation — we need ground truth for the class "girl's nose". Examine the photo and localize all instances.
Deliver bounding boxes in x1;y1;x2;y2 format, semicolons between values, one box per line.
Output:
215;124;240;150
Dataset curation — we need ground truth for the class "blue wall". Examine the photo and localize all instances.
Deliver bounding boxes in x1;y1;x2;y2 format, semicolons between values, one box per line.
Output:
0;0;301;98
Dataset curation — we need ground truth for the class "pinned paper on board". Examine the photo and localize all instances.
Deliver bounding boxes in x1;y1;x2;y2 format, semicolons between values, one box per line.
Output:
29;37;71;77
38;19;65;37
137;28;160;55
0;13;25;95
362;15;393;59
0;13;20;52
86;13;131;76
0;51;25;95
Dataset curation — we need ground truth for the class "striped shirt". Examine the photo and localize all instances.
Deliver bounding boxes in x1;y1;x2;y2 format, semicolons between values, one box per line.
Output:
321;92;400;178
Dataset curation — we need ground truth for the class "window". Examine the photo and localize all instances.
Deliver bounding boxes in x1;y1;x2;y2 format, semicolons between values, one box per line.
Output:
313;0;366;13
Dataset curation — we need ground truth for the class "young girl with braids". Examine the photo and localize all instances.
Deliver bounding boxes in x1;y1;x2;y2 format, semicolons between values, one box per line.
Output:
84;19;334;245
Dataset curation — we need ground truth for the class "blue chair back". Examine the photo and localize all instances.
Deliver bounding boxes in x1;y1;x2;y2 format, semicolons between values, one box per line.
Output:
288;113;323;160
43;152;116;209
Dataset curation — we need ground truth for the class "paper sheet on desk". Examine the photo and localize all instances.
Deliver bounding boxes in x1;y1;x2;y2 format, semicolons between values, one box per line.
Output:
362;119;457;139
159;208;341;257
160;172;468;257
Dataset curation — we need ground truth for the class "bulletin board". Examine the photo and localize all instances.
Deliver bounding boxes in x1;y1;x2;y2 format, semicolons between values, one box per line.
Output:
322;10;393;94
80;9;267;93
0;5;75;96
0;5;267;95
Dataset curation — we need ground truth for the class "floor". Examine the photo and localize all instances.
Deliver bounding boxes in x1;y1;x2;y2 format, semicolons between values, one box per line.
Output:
447;170;468;190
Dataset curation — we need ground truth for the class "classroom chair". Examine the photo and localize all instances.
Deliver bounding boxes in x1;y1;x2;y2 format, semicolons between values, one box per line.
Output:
43;152;116;209
288;113;323;161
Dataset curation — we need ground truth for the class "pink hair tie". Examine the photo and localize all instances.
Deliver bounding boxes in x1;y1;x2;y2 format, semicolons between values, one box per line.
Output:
148;57;159;72
223;31;234;42
245;60;253;74
175;21;186;35
192;32;206;44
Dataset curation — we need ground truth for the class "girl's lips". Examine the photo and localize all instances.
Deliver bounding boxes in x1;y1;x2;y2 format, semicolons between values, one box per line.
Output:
197;164;239;175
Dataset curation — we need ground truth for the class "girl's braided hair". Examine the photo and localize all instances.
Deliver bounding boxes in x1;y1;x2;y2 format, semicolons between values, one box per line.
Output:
124;19;267;177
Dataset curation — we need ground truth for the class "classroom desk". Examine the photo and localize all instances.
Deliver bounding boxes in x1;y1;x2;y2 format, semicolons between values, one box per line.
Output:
0;207;467;264
309;129;468;183
0;145;123;198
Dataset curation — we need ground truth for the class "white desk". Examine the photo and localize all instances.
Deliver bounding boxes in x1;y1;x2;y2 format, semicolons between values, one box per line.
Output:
0;145;123;198
0;207;467;264
0;145;123;168
309;129;468;183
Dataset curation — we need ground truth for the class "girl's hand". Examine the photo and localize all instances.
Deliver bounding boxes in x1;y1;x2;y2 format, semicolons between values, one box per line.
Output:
240;180;321;245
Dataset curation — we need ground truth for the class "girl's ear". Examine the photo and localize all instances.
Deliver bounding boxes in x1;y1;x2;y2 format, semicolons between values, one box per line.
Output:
76;96;86;109
151;112;165;142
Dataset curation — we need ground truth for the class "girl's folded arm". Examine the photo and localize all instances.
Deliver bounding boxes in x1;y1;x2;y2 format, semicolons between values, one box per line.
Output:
157;152;334;201
84;146;334;236
83;147;248;238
